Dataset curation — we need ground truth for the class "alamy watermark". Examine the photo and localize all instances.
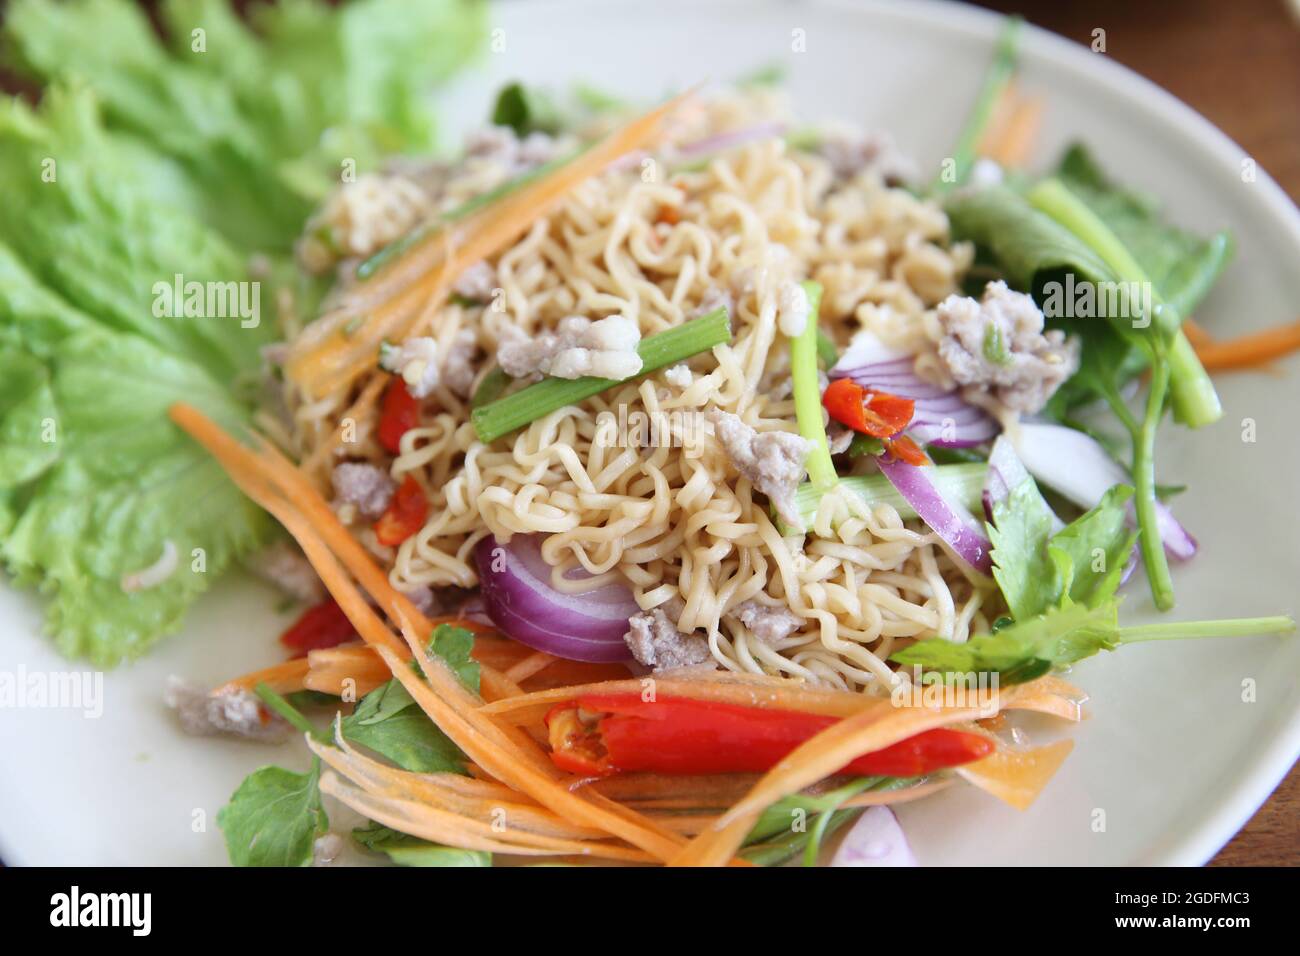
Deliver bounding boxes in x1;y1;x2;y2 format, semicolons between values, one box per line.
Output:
1040;274;1154;328
151;273;261;328
0;665;103;718
890;665;999;718
595;406;708;458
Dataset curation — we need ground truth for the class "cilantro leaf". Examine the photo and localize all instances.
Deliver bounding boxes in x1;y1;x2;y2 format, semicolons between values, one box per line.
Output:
891;600;1122;685
340;679;467;774
1048;484;1138;610
218;758;329;868
352;822;490;867
987;478;1061;621
337;624;478;773
427;623;481;693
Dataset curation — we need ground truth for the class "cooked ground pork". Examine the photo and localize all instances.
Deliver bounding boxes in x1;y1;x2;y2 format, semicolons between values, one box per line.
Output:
380;336;441;398
380;329;480;399
623;606;712;670
708;410;809;528
452;259;496;302
498;315;643;381
663;363;693;387
163;677;291;742
819;127;917;185
464;126;559;176
440;328;480;398
246;540;324;604
697;285;735;318
297;173;430;274
728;599;805;644
332;462;395;519
776;279;811;337
935;280;1080;414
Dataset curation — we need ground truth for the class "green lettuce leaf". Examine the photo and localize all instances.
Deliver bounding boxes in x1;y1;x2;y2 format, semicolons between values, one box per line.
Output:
1;331;272;664
0;90;275;382
1055;143;1234;318
0;348;59;489
2;0;487;249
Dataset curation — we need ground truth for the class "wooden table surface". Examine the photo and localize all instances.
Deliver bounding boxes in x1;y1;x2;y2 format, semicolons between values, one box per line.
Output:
976;0;1300;867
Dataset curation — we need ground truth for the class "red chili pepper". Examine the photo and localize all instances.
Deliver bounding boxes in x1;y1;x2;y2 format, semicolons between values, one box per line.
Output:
279;598;356;657
883;434;930;466
822;379;915;438
543;694;993;777
377;378;419;453
373;475;429;546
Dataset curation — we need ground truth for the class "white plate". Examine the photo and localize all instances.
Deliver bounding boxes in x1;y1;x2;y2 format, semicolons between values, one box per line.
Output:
2;0;1298;866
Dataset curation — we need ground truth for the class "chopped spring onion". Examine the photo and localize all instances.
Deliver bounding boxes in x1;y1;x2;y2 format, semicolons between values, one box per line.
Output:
790;280;837;491
1026;178;1221;429
932;15;1021;195
781;463;987;532
471;307;732;442
470;365;511;409
816;328;839;368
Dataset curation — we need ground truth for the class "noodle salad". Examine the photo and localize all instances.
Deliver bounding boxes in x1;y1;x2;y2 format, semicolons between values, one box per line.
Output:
2;6;1295;867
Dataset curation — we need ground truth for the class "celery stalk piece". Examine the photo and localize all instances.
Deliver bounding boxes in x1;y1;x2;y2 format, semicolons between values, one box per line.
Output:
790;280;837;491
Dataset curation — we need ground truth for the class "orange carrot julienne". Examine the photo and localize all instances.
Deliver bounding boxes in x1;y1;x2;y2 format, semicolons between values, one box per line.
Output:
286;89;695;399
1193;318;1300;371
169;403;693;862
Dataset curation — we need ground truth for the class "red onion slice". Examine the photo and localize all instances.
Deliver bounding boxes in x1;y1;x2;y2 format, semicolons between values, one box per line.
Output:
1012;422;1197;561
830;807;917;867
982;435;1064;530
474;534;639;662
675;121;788;158
876;458;993;575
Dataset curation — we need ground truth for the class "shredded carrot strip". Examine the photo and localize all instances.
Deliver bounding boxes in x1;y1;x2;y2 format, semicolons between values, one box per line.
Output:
379;636;691;862
480;673;1088;726
955;739;1074;810
216;657;311;695
286;90;694;399
170;403;694;861
667;682;1054;867
1182;317;1215;349
1194;318;1300;371
300;372;389;478
504;650;557;684
975;81;1020;160
987;95;1043;168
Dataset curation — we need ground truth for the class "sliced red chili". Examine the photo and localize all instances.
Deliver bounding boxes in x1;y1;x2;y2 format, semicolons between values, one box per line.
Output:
373;475;429;546
544;701;613;776
883;434;930;466
543;693;993;777
822;379;915;438
279;598;356;657
377;378;419;453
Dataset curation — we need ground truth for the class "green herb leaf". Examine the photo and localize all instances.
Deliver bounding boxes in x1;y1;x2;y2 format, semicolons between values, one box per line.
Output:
340;679;467;774
428;623;481;693
891;600;1122;683
1047;484;1137;610
492;81;563;136
987;478;1062;621
218;758;328;867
